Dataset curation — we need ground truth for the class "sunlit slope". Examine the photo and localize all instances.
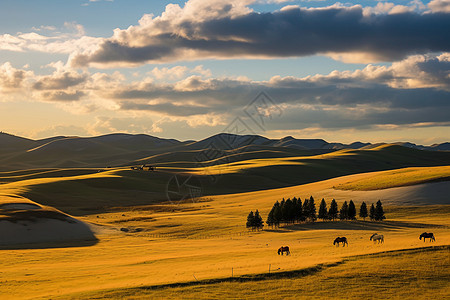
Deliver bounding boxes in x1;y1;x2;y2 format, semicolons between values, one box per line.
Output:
189;145;450;194
0;168;174;215
335;165;450;190
0;168;101;183
1;145;450;215
131;146;328;168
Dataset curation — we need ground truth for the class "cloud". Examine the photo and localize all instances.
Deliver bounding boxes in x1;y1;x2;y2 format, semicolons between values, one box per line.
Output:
147;65;212;81
0;23;101;54
82;0;114;6
88;116;157;136
41;90;86;101
362;1;426;15
0;62;31;91
31;125;91;138
69;0;450;67
149;66;189;80
99;53;450;131
2;52;450;132
33;72;87;90
428;0;450;13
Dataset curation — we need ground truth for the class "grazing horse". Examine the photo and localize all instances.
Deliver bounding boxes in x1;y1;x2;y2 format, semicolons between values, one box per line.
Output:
333;237;348;247
419;232;435;242
370;233;384;244
278;246;290;255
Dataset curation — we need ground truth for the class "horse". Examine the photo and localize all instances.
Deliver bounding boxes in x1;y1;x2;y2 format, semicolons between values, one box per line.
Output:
419;232;435;242
278;246;290;255
370;233;384;244
333;237;348;247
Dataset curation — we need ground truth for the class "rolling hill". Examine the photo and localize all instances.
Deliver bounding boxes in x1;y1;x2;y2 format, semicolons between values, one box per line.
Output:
0;144;448;216
1;132;449;171
0;132;449;299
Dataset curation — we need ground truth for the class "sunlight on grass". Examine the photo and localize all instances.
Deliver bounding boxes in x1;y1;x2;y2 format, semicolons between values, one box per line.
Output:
0;162;449;299
335;166;450;191
63;246;450;299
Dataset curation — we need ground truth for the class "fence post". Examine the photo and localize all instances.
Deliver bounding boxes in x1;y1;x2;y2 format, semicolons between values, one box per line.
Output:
269;264;271;274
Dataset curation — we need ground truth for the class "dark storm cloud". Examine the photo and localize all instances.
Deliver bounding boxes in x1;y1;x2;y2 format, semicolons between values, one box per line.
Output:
72;5;450;66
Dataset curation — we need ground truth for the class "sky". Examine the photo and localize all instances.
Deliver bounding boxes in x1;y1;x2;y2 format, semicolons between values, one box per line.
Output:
1;0;449;145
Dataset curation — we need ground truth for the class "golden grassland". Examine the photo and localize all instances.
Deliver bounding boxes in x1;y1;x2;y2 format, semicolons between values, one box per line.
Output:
335;165;450;191
69;246;450;300
1;206;448;300
0;164;449;299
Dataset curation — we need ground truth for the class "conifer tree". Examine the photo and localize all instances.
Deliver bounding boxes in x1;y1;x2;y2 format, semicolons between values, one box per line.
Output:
246;211;255;230
309;196;317;222
280;198;286;223
340;201;349;220
318;198;328;221
369;203;376;221
296;197;304;222
302;198;310;222
359;201;368;221
348;200;357;220
273;201;282;227
374;200;386;221
329;199;338;221
254;210;264;230
292;197;298;223
283;198;295;224
266;207;275;228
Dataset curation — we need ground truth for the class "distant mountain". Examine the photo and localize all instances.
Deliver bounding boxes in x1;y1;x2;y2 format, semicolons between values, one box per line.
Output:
185;133;271;150
0;132;184;170
0;132;37;151
0;131;448;170
429;142;450;151
272;136;328;149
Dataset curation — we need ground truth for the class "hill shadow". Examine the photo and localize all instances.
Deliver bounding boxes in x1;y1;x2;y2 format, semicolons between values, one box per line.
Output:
267;220;445;232
0;207;99;250
0;239;98;250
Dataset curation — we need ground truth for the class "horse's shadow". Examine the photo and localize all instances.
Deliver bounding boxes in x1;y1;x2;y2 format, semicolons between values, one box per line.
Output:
271;220;445;232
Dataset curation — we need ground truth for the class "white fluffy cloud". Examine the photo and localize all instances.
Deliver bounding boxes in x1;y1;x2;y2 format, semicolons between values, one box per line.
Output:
0;22;101;54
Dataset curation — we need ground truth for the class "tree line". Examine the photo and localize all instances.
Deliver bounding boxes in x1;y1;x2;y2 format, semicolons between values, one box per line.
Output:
246;197;385;230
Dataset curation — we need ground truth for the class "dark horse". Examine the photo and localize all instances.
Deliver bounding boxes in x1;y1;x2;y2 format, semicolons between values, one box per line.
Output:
278;246;290;255
419;232;435;242
333;237;348;247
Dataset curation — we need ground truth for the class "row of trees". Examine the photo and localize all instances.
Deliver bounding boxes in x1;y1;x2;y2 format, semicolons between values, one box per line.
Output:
246;197;386;230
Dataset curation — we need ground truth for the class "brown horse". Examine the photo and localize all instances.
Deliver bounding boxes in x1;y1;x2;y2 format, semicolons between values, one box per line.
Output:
419;232;435;242
333;237;348;247
278;246;290;255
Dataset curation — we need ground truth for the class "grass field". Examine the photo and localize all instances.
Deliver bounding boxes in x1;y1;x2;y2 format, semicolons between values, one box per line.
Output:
0;205;448;299
335;166;450;191
0;157;449;299
69;246;450;300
